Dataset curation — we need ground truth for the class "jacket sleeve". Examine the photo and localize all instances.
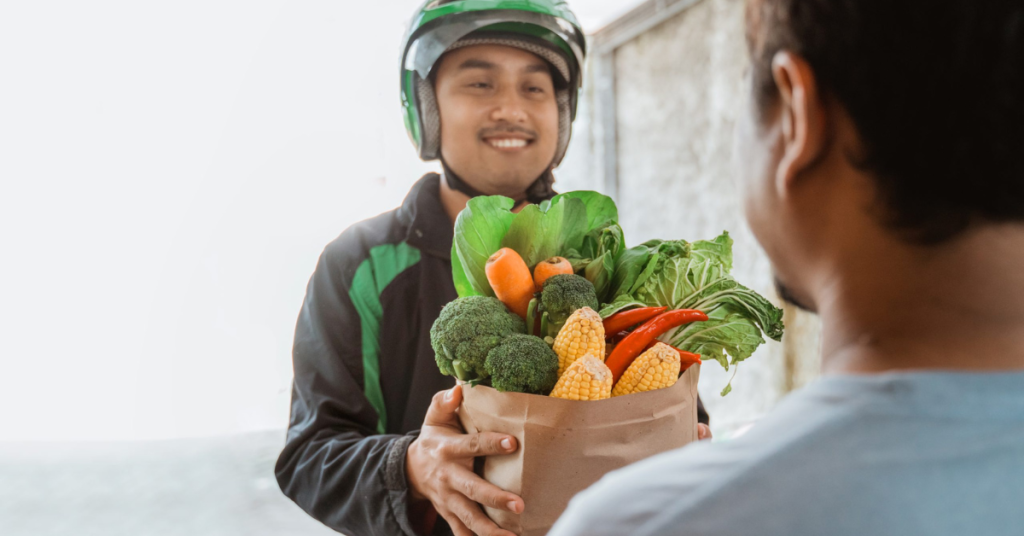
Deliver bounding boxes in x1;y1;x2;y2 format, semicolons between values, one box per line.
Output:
275;244;423;536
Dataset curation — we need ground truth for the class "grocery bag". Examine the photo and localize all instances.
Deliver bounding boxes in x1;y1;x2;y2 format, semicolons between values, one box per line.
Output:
457;364;700;536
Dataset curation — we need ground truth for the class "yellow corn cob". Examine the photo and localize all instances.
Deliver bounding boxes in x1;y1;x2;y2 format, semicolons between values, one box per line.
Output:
552;307;606;377
611;342;681;397
549;355;613;401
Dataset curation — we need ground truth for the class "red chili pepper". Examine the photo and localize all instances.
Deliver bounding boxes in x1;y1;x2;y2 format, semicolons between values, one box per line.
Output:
606;309;708;383
602;306;668;336
608;330;631;343
644;341;702;370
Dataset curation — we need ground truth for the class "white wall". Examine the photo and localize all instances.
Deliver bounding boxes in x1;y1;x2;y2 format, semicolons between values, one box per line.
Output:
0;0;439;441
0;1;647;442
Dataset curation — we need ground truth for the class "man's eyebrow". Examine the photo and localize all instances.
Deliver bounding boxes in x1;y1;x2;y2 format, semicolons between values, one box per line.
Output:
524;63;551;74
458;58;497;70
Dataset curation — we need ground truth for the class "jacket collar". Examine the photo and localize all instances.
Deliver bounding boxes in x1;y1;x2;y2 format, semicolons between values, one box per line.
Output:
398;173;454;260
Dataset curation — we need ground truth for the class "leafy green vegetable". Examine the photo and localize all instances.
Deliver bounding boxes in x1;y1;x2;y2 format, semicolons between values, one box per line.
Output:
452;196;517;297
600;232;784;376
605;243;653;302
669;306;771;369
551;191;619;232
577;223;624;302
452;191;621;298
501;197;588;268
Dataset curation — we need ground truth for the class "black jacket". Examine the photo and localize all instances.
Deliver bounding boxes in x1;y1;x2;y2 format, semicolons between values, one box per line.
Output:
276;174;708;536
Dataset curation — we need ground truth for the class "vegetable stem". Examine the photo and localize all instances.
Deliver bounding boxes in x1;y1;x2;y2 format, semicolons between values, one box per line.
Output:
452;360;471;382
526;298;539;337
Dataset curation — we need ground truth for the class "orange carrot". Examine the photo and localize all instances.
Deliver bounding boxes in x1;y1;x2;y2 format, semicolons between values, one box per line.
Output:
533;256;574;292
486;248;535;320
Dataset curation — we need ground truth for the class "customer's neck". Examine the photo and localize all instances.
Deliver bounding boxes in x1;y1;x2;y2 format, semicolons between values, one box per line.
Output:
818;224;1024;375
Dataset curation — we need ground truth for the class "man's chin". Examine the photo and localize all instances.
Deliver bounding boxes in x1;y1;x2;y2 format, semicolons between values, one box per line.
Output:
475;169;541;197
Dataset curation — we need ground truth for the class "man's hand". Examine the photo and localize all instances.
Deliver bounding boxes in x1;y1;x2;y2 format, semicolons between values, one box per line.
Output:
407;385;522;536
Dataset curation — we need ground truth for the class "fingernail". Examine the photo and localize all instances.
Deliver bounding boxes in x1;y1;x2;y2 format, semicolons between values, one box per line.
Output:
507;501;520;514
500;438;512;450
444;389;454;402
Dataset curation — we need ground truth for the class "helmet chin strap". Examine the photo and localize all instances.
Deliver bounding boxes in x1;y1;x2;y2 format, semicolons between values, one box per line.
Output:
440;159;488;199
441;159;555;205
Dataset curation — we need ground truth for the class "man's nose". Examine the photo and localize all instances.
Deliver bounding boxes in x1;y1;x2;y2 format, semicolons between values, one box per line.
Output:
489;87;528;124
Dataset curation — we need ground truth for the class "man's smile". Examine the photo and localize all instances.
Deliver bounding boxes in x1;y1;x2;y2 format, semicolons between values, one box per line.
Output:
484;137;533;151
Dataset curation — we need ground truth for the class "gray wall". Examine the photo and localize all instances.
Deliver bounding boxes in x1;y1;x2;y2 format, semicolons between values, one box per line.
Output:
559;0;821;437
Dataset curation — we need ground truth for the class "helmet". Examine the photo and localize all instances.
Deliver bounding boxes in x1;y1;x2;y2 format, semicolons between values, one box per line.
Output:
400;0;587;166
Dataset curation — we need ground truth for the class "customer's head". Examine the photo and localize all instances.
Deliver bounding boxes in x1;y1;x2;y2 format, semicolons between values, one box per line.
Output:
737;0;1024;311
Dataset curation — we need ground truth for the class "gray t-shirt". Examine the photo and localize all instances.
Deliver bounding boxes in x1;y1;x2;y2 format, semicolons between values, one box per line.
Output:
549;371;1024;536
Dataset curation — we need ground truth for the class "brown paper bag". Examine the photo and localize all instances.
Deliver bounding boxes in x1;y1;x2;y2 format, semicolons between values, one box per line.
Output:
457;365;700;536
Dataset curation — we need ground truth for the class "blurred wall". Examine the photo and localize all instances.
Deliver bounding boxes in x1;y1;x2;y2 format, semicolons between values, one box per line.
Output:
559;0;822;437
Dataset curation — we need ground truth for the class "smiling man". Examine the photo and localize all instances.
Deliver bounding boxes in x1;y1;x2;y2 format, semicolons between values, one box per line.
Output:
273;2;584;533
432;45;560;201
274;2;714;536
549;1;1024;535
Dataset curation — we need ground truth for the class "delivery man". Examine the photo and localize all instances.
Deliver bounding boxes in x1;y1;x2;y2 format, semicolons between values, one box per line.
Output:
276;2;708;536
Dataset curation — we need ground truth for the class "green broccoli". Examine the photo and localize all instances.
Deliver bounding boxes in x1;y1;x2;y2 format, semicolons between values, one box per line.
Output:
430;296;526;382
485;334;560;394
537;274;599;338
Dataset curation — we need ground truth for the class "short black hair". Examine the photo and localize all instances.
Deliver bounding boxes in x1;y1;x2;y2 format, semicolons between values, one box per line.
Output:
746;0;1024;243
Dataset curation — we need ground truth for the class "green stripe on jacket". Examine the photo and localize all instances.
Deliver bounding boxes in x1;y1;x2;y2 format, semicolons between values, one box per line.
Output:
349;242;421;434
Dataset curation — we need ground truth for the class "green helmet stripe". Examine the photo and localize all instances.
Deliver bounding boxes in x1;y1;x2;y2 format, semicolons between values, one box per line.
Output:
402;70;422;148
404;9;584;80
471;22;577;63
414;0;581;28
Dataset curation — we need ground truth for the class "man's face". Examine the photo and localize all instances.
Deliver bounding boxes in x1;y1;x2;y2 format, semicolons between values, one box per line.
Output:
433;44;560;198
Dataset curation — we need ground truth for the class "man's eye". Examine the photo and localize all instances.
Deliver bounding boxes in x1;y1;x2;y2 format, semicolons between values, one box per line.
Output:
469;82;491;89
528;86;545;93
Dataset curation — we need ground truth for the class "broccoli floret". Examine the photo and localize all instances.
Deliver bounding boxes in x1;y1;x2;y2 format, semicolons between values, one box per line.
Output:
540;274;599;337
430;296;526;382
485;334;559;394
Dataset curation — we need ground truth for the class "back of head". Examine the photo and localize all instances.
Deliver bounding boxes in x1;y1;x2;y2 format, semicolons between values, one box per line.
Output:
746;0;1024;244
738;0;1024;372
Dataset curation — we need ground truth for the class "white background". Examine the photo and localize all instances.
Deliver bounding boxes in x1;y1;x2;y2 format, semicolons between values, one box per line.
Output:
0;1;644;442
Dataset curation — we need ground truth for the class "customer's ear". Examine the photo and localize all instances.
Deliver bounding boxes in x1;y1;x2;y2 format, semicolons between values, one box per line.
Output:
771;51;829;198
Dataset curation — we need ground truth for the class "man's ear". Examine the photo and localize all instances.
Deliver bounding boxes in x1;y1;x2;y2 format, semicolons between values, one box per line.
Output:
771;51;828;197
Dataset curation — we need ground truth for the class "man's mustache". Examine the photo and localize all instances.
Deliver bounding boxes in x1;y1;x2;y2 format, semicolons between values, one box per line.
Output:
479;125;538;139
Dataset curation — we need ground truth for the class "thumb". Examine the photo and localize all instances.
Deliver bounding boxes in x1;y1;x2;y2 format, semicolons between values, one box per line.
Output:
423;385;463;427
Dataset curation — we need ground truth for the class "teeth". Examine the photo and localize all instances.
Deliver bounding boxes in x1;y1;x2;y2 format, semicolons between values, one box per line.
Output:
489;138;528;149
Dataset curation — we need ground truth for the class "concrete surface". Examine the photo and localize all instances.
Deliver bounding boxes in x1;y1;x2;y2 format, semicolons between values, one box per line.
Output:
559;0;822;437
0;431;339;536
